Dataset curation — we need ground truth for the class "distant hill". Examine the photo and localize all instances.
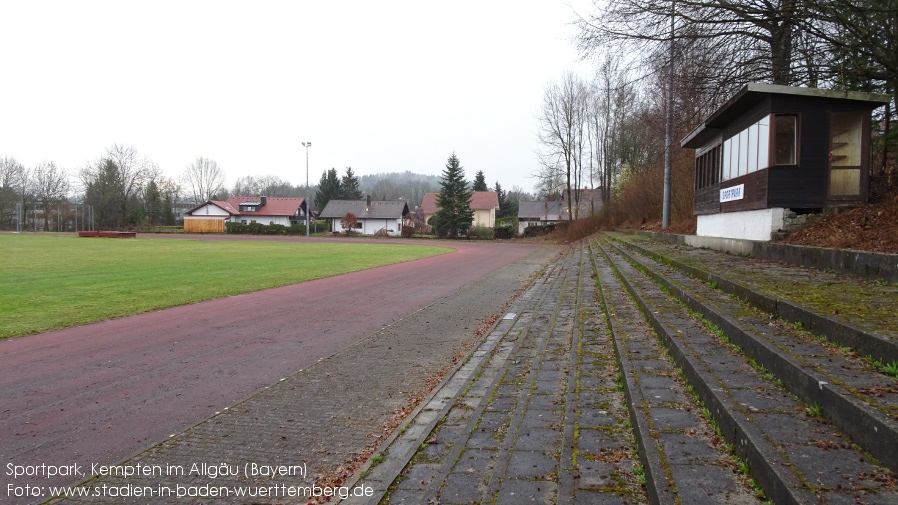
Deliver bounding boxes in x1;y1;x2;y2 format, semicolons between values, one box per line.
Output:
359;171;441;187
359;171;441;208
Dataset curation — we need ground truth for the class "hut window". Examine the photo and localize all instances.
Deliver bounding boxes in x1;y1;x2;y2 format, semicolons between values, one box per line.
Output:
721;116;770;181
695;143;722;189
774;114;798;165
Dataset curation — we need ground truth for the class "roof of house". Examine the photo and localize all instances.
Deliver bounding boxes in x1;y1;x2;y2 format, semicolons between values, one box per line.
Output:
186;197;305;217
518;200;565;220
470;191;499;210
420;191;499;214
226;197;305;217
420;193;438;215
681;83;891;149
579;188;603;202
185;200;239;216
319;199;410;220
421;193;439;214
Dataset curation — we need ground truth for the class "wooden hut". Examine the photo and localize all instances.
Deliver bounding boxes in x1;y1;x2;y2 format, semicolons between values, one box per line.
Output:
681;84;890;241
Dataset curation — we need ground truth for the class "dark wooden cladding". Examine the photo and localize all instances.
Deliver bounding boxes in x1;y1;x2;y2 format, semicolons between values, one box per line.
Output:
694;185;720;215
768;166;827;208
688;86;886;217
720;99;770;141
767;96;829;208
720;169;768;213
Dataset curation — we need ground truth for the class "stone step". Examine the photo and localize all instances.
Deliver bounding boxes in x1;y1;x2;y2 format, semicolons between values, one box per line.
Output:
589;241;758;503
603;236;898;473
594;236;898;504
611;233;898;365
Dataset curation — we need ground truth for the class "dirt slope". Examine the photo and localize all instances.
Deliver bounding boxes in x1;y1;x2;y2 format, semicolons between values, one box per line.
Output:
782;196;898;253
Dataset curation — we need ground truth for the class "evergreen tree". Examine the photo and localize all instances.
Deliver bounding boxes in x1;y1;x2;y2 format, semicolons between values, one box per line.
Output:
340;167;363;200
162;192;176;226
504;192;519;220
315;168;341;214
83;159;125;229
432;153;474;237
143;179;163;226
495;181;508;219
472;170;488;191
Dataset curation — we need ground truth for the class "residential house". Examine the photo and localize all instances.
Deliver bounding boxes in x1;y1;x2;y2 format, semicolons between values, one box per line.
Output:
470;191;500;228
419;193;439;226
518;199;565;235
319;196;409;236
575;188;604;217
420;191;500;229
183;196;308;233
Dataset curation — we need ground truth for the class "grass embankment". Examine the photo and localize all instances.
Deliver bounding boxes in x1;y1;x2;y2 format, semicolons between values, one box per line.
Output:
0;235;451;339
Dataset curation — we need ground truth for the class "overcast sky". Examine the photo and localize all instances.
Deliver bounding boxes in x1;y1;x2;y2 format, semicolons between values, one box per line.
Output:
1;1;591;195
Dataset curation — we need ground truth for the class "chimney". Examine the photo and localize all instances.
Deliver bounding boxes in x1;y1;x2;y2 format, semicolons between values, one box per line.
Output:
260;195;267;207
366;194;371;211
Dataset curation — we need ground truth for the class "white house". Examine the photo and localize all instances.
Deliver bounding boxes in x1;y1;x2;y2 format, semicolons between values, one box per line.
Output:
183;196;307;233
319;197;409;236
518;199;565;235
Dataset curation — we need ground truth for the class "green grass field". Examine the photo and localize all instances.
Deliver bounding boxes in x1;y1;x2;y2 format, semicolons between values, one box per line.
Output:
0;235;451;339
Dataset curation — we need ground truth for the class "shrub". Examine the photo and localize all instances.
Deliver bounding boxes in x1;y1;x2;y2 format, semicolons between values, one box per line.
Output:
523;224;555;237
340;213;359;235
553;215;603;242
225;221;331;236
266;224;288;235
494;222;515;239
469;225;494;240
142;226;183;234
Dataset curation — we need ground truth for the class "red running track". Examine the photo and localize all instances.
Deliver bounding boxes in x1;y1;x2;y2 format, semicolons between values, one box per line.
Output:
0;238;538;495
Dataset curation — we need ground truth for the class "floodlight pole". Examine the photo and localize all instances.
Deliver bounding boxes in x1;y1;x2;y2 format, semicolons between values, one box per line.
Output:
662;0;675;230
302;142;312;237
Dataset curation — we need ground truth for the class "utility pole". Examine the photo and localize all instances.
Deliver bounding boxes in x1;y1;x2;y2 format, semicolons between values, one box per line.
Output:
662;0;675;230
302;142;312;237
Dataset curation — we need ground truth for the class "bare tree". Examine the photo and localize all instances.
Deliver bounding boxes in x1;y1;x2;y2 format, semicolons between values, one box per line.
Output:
370;178;403;200
32;161;70;231
537;71;589;221
231;174;299;198
81;144;156;228
577;0;808;86
535;159;565;199
106;144;155;203
231;175;260;197
0;156;28;229
407;179;435;209
183;157;225;206
255;175;298;197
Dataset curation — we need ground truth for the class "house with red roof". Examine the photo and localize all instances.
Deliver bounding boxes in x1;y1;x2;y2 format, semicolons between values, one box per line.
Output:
183;196;308;233
420;191;499;229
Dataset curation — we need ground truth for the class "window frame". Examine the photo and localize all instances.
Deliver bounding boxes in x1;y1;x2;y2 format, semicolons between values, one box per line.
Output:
694;142;722;190
771;113;800;167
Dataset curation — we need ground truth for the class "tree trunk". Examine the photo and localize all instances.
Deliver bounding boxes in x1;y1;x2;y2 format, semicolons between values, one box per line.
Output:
770;0;796;84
